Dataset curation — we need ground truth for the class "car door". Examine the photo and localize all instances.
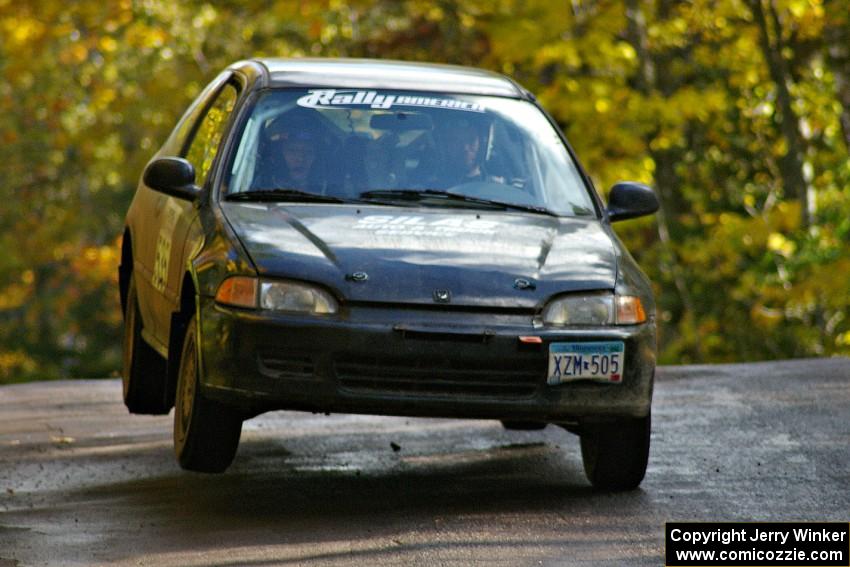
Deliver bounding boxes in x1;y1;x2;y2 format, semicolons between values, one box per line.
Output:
131;71;233;347
149;78;241;347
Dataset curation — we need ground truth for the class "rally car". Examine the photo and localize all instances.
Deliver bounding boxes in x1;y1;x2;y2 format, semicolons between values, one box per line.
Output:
119;58;659;490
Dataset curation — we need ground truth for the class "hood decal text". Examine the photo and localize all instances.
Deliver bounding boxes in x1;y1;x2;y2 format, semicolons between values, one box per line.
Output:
353;215;498;237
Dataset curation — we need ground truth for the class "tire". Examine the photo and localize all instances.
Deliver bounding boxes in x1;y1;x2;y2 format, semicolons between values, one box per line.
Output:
580;414;650;491
500;420;547;431
173;314;242;473
122;276;170;414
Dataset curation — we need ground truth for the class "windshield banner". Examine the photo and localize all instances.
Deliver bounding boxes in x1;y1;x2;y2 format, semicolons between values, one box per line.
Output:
297;89;485;113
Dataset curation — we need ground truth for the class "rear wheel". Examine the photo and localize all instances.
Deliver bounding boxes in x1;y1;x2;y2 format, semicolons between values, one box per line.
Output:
122;277;169;414
580;414;650;491
173;314;242;473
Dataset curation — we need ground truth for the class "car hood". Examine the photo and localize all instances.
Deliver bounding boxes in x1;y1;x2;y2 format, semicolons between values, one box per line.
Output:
221;203;618;309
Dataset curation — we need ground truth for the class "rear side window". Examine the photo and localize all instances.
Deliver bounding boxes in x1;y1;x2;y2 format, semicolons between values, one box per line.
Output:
184;83;239;187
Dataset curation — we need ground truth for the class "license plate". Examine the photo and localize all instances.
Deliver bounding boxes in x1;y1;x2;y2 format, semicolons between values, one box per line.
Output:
547;342;625;385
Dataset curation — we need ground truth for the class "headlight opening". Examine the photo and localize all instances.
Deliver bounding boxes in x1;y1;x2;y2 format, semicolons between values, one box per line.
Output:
215;277;339;315
542;293;645;326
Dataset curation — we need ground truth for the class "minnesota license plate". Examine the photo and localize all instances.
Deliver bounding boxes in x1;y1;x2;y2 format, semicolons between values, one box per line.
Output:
547;342;625;385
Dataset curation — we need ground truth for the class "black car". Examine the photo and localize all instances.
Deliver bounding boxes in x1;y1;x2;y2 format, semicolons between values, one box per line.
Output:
119;58;659;490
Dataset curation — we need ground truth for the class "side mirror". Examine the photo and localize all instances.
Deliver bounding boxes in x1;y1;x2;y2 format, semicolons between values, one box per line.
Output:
606;182;659;222
143;157;200;202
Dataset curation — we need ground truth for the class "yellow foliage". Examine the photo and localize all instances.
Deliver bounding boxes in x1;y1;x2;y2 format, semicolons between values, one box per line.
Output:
4;17;45;47
767;232;796;256
750;303;783;330
767;201;801;232
0;351;36;383
60;44;88;65
0;282;31;310
788;258;850;309
93;87;117;110
71;244;120;284
99;36;118;53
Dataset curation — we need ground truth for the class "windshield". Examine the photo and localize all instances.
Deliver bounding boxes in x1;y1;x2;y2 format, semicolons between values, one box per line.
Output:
225;88;596;216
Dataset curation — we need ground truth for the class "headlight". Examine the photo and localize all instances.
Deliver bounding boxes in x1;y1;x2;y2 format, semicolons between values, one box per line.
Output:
215;277;338;314
260;280;338;314
542;293;646;326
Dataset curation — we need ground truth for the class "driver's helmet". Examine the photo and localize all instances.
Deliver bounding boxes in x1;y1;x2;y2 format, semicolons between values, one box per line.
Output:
264;109;326;148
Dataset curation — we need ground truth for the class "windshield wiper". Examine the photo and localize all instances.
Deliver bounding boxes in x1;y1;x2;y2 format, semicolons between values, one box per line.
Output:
359;189;560;217
226;188;354;204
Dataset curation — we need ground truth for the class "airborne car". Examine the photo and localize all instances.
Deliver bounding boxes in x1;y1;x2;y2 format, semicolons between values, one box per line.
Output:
119;58;659;490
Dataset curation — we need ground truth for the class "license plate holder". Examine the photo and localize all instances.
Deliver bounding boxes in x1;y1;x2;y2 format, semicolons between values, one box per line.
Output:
547;341;625;385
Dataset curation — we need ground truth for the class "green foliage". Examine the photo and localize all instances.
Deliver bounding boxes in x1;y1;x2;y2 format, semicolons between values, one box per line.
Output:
0;0;847;381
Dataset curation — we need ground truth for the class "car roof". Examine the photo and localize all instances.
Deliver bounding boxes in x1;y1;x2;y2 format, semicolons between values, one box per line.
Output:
233;58;527;98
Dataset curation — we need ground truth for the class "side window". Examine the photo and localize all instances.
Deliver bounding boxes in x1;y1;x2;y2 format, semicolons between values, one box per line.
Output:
184;83;239;187
161;71;231;154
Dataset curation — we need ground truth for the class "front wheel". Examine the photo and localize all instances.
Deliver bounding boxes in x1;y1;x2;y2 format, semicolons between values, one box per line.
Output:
173;314;242;473
580;414;650;491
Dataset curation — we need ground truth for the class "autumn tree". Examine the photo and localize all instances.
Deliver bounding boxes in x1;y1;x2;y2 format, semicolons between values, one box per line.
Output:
1;0;847;381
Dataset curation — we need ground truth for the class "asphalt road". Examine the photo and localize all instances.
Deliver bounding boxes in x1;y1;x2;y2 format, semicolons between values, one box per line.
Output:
1;358;848;566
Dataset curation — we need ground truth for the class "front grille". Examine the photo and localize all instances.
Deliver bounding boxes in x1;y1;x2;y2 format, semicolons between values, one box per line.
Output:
334;354;544;399
258;351;314;380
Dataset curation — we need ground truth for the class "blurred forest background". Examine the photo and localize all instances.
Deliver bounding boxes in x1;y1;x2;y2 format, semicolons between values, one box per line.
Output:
1;0;848;382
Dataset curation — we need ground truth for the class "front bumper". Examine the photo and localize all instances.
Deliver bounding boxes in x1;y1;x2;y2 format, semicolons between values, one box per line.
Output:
197;298;656;423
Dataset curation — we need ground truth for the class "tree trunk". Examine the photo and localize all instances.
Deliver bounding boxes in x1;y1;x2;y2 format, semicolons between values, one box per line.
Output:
625;0;704;361
748;0;811;228
823;1;850;151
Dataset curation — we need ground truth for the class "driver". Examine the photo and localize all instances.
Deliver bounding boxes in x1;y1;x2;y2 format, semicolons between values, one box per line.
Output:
440;119;502;187
254;111;330;192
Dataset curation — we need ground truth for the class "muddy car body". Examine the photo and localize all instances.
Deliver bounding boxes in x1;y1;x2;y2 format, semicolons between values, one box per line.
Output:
119;58;659;489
